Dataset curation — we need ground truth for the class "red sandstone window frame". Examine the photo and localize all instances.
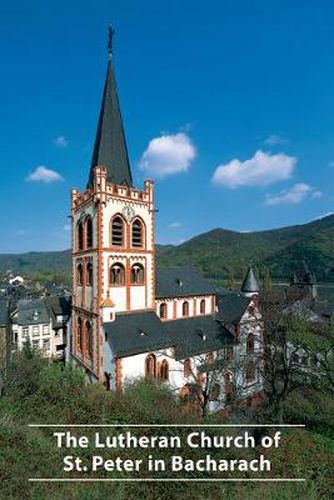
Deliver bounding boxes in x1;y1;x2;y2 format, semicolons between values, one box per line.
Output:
131;217;145;249
159;360;169;381
85;216;93;249
130;263;145;285
110;214;126;247
159;302;167;319
77;263;83;286
85;320;93;359
77;317;83;351
182;301;189;317
77;221;84;251
145;354;156;379
109;262;126;286
86;262;93;286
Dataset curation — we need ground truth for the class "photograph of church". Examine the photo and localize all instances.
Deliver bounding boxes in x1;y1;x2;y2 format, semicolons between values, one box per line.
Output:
70;32;264;409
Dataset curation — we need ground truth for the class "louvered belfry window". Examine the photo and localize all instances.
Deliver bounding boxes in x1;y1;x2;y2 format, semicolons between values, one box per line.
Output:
111;216;124;246
132;219;143;247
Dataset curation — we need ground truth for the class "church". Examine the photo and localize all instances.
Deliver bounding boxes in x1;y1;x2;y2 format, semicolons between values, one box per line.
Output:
70;31;264;410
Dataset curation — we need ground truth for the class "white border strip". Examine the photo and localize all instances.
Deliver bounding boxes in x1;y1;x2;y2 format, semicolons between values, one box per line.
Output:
29;478;306;482
29;424;305;428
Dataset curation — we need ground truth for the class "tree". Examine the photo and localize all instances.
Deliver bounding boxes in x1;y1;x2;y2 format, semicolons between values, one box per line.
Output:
262;266;272;292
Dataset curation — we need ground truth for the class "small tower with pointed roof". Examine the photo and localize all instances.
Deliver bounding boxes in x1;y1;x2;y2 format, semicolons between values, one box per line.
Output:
241;265;260;297
71;27;156;382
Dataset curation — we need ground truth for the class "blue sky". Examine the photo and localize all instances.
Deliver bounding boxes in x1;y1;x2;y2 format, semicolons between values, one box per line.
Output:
1;0;334;253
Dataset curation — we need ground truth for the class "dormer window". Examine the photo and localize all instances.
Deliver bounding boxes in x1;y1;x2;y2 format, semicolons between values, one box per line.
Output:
176;279;183;287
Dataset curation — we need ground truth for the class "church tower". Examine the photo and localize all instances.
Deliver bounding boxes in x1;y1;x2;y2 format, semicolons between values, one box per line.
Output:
71;28;156;381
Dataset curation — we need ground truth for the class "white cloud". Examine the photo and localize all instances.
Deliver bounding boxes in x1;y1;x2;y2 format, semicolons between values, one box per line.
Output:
212;150;296;189
139;132;196;178
264;134;288;146
54;135;68;148
265;183;322;206
26;166;64;183
168;222;182;228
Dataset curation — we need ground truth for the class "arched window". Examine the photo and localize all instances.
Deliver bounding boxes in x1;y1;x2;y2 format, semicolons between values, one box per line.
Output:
145;354;156;379
77;222;83;250
77;263;83;285
85;321;93;358
184;358;192;377
159;360;169;381
159;302;167;319
86;217;93;248
247;333;255;355
225;372;234;403
77;317;83;351
110;263;125;286
131;263;144;284
86;262;93;286
182;301;189;317
200;299;206;315
111;216;124;246
245;361;256;383
132;219;144;248
210;383;220;400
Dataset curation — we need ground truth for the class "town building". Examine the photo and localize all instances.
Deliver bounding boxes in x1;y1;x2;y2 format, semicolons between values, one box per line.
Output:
70;30;264;409
11;297;70;360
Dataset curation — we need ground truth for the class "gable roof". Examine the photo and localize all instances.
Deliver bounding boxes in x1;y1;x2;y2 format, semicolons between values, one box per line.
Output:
216;293;251;323
88;59;133;188
13;299;50;326
155;266;216;299
163;316;235;360
105;311;171;357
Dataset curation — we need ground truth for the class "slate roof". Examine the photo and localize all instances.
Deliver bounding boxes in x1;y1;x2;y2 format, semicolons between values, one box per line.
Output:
241;266;260;293
13;299;50;326
105;311;171;357
0;300;9;327
163;316;235;360
46;296;71;327
88;59;133;188
155;267;216;299
216;293;251;323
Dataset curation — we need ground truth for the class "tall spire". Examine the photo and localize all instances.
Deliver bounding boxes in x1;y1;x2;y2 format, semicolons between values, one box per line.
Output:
88;26;133;188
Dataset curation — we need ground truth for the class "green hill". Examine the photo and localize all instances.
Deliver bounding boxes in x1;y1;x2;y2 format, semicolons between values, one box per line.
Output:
0;214;333;282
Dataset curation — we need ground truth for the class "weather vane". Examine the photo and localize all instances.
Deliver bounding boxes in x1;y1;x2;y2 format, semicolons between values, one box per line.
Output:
107;24;115;59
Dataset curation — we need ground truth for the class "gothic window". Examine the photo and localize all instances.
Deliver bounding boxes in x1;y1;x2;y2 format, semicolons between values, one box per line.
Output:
184;358;192;377
225;372;234;403
77;222;84;250
182;301;189;317
225;345;234;362
110;263;125;286
200;299;206;315
86;262;93;286
245;361;256;383
159;360;169;381
159;302;167;319
210;383;220;400
111;216;124;246
131;263;144;284
77;317;83;351
145;354;156;379
132;218;144;248
86;217;93;248
77;263;83;286
247;333;255;355
85;321;93;359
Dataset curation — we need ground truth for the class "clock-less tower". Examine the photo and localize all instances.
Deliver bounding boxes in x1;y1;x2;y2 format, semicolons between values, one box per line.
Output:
71;30;156;382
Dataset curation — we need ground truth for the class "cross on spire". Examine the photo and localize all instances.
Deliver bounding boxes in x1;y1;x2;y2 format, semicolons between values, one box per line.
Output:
107;24;115;60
